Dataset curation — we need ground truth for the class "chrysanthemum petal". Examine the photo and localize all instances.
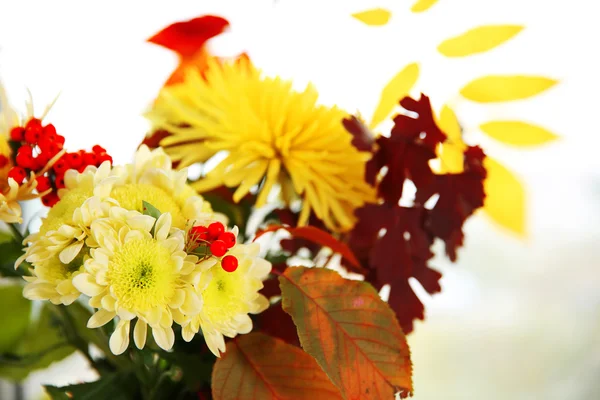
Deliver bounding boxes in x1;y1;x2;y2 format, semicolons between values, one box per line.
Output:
109;320;131;355
72;273;104;296
88;309;117;328
152;326;175;351
134;319;148;349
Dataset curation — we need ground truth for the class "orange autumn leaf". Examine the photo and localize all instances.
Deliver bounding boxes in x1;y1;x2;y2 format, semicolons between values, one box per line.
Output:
148;15;230;86
212;332;343;400
279;267;413;399
255;225;364;273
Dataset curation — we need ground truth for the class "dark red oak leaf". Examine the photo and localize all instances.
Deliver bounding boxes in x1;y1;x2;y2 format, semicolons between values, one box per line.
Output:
416;146;487;261
348;204;441;333
342;115;375;152
344;94;485;333
366;94;447;203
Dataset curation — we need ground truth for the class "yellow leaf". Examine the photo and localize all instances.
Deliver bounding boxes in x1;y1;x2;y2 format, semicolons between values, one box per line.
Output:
435;105;466;173
411;0;439;12
460;75;558;103
370;63;420;129
438;25;524;57
483;157;526;235
480;120;558;147
351;8;392;26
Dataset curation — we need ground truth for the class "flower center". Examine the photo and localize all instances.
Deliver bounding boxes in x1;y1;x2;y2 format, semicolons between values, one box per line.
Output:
36;249;87;282
108;237;177;312
202;265;249;323
41;186;94;234
110;184;186;229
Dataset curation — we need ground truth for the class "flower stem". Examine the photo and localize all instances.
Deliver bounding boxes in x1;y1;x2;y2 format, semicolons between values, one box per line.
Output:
55;305;103;372
8;223;24;243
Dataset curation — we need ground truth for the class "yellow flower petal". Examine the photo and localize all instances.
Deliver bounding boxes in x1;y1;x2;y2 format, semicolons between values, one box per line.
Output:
435;105;465;173
152;326;175;351
370;63;420;129
351;8;392;26
438;25;523;57
411;0;439;12
480;120;558;147
72;273;104;297
460;75;558;103
483;157;526;236
134;319;147;349
88;309;116;328
109;320;130;355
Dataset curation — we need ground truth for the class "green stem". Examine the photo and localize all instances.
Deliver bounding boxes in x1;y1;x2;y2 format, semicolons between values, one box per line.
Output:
8;223;24;242
55;305;102;372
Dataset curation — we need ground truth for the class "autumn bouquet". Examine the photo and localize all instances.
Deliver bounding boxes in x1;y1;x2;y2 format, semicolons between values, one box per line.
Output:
0;15;489;400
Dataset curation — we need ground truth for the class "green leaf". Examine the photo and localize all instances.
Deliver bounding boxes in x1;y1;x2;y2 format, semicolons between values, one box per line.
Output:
0;305;75;381
0;239;26;277
0;284;31;353
142;201;162;220
279;267;413;399
45;371;138;400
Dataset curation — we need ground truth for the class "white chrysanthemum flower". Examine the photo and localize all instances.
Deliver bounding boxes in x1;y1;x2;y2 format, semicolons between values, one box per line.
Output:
181;242;271;357
73;210;204;354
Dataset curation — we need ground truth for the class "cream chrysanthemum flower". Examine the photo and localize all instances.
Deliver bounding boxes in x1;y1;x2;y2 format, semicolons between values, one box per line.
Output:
147;57;375;232
21;196;111;305
180;241;271;357
73;209;204;354
19;145;219;278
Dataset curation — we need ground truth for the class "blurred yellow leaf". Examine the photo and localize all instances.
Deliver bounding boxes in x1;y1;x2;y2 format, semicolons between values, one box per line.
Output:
351;8;392;26
437;25;523;57
460;75;558;103
483;157;526;235
480;120;558;147
435;105;466;173
370;63;420;129
411;0;439;12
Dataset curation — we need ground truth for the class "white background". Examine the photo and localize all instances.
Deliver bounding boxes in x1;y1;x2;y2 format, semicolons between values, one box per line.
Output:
1;0;599;399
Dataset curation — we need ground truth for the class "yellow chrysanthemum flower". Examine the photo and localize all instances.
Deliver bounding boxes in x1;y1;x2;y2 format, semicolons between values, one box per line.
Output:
73;210;204;354
180;241;271;357
147;58;375;232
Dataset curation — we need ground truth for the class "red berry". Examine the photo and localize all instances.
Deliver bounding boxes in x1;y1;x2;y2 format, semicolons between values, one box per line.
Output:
42;192;59;207
78;164;88;173
82;152;97;166
92;145;106;154
210;240;227;257
96;153;113;166
54;173;66;189
38;139;61;157
34;152;51;170
189;226;209;243
8;166;27;184
15;146;35;169
221;255;238;272
0;155;8;168
36;175;51;192
25;118;42;130
55;135;65;146
53;158;69;174
65;152;83;169
24;124;42;144
217;232;236;248
10;127;25;141
208;222;225;239
43;124;57;139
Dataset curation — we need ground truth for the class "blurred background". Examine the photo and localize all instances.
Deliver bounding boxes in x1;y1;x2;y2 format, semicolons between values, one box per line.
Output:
1;0;599;399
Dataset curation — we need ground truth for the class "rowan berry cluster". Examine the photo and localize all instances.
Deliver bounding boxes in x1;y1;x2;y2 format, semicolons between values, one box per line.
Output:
188;221;239;272
5;117;112;207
